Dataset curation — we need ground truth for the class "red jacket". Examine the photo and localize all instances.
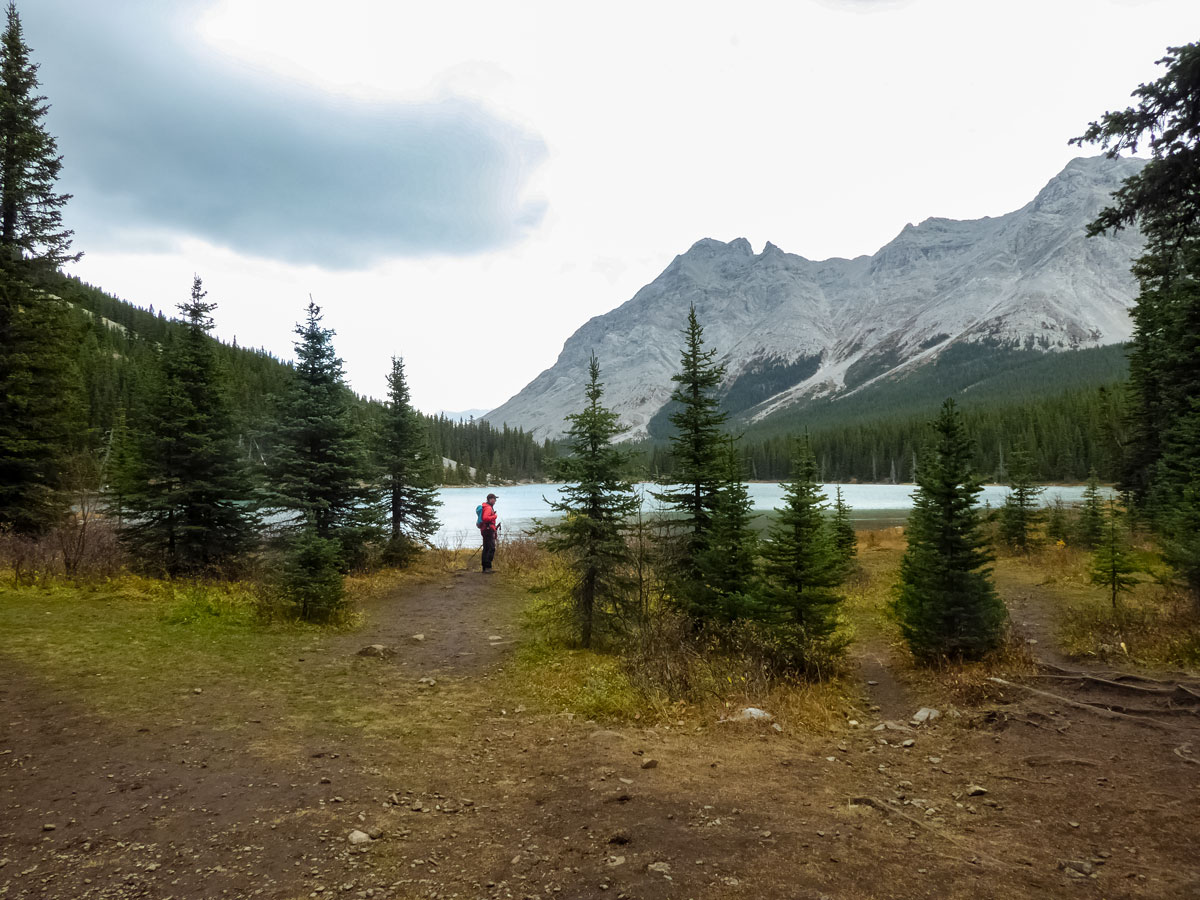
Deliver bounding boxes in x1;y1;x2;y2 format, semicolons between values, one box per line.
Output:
481;502;498;532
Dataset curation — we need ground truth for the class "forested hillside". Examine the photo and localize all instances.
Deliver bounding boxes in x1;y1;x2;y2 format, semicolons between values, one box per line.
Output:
45;272;548;483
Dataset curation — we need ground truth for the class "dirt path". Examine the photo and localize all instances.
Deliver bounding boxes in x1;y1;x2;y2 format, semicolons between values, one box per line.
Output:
3;563;1200;899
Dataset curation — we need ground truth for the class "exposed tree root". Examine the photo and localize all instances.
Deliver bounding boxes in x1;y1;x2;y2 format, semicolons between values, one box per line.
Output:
847;796;1011;870
988;677;1173;730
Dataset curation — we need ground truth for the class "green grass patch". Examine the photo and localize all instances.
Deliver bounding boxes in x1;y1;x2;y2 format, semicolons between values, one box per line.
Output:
512;639;644;720
0;573;479;758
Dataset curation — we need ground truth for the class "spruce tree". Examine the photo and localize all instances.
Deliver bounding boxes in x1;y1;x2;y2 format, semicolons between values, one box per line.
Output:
267;301;379;567
377;356;441;564
694;437;760;622
760;434;844;657
1073;42;1200;597
653;305;728;578
1090;499;1141;609
830;486;858;579
1077;468;1105;549
0;2;80;534
893;399;1006;662
120;277;255;575
0;2;76;270
539;354;640;648
999;444;1044;554
1159;402;1200;596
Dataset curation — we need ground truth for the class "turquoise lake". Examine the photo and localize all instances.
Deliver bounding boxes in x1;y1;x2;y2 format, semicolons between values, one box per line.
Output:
433;482;1106;548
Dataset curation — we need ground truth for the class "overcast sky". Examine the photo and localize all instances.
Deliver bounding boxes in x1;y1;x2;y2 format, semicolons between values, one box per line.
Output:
27;0;1200;414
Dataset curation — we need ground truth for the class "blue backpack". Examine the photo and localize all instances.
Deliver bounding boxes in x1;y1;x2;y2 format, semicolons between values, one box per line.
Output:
476;504;484;530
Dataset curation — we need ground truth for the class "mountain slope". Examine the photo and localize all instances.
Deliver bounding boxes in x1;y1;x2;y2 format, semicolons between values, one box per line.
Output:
486;155;1144;440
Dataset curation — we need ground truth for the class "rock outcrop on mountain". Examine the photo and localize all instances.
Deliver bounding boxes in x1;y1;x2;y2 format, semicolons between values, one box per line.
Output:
486;156;1145;440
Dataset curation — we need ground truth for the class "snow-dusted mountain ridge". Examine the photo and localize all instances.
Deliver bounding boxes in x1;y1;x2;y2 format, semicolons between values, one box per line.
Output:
487;156;1145;441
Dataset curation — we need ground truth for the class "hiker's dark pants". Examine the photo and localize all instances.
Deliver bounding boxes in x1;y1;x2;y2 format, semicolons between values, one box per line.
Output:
482;529;497;571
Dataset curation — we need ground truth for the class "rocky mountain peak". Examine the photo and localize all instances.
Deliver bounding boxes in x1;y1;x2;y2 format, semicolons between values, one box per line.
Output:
486;156;1145;441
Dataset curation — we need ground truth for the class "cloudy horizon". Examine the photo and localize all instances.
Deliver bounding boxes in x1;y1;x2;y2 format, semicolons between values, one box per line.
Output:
24;0;1200;413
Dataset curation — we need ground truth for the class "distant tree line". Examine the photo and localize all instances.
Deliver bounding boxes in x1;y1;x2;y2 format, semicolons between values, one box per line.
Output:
636;381;1127;484
427;415;551;484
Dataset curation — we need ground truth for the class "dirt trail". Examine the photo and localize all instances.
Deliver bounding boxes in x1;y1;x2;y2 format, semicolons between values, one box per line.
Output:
3;563;1200;899
327;569;524;675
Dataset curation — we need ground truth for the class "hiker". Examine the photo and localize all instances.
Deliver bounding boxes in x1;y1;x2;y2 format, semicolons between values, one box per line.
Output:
478;492;499;573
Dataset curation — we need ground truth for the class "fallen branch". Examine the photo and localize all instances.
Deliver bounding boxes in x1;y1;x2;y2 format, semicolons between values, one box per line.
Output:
984;771;1052;784
1021;755;1100;768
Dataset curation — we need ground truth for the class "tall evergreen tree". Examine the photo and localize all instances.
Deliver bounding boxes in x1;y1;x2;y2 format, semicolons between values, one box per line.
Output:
267;301;379;566
653;305;728;577
759;435;844;651
120;277;256;574
1073;42;1200;596
999;444;1044;554
0;2;76;270
0;2;80;534
694;437;760;622
539;354;640;648
377;355;441;564
893;399;1007;662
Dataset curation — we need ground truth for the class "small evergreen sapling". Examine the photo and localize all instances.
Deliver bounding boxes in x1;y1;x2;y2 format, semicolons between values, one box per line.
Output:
1090;499;1141;609
999;444;1044;554
830;486;857;578
1077;468;1105;549
893;399;1006;662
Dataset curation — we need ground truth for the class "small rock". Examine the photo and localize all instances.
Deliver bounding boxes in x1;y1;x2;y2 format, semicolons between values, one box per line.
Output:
347;830;370;845
927;756;942;764
771;722;784;732
606;856;626;868
911;707;941;726
901;739;916;748
193;688;203;694
366;827;384;840
727;707;773;723
641;759;658;770
417;676;437;686
647;862;672;875
488;635;503;641
357;645;395;659
966;784;988;796
41;824;56;832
